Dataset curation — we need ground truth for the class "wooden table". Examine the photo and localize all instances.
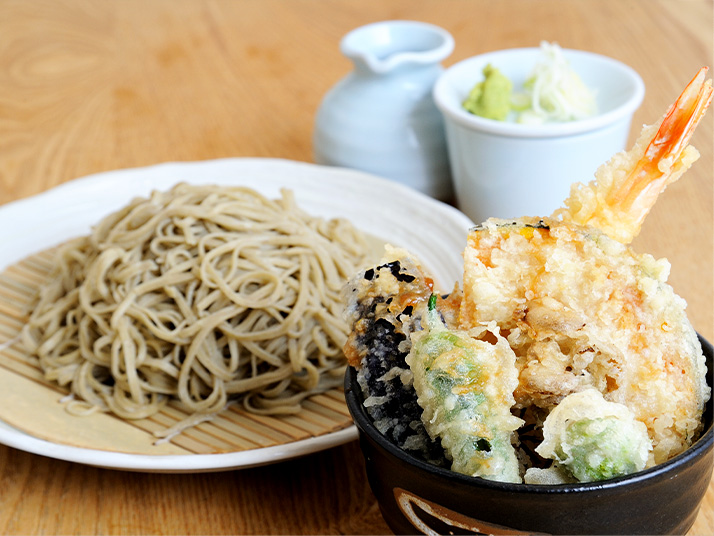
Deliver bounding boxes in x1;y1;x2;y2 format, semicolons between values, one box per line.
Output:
0;0;711;533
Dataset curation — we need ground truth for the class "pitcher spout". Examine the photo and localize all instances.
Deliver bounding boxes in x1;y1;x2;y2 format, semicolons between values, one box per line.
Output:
340;20;454;75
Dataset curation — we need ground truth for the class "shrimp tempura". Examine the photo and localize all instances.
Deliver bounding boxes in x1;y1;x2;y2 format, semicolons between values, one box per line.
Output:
555;67;713;244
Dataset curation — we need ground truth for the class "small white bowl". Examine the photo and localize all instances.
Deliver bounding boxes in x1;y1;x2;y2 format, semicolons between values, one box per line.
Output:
433;47;645;223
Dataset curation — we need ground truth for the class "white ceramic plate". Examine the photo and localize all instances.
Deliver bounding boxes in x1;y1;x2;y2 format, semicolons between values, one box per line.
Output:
0;158;473;472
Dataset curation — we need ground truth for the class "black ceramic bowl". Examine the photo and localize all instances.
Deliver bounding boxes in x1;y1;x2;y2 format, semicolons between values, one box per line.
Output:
345;335;713;535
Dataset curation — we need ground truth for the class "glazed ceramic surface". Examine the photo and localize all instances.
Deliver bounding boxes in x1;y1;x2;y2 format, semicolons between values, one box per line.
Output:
314;20;454;200
433;47;645;224
346;337;713;535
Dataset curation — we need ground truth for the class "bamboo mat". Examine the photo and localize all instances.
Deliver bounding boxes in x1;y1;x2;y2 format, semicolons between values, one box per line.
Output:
0;248;353;456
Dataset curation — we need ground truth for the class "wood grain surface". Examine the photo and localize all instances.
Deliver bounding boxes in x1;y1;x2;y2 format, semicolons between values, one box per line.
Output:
0;0;711;534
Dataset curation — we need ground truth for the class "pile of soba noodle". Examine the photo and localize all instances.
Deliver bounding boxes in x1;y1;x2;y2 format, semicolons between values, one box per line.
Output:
22;183;369;434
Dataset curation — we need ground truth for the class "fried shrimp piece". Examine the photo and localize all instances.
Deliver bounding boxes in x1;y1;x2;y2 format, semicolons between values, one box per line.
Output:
407;296;523;483
554;67;713;244
461;70;712;464
342;246;460;465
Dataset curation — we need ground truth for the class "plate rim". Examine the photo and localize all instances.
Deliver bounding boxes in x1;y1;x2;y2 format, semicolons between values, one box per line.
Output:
0;157;473;472
0;418;359;473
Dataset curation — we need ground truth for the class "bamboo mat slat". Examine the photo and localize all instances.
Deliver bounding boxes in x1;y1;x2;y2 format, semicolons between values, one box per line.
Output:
225;407;313;441
0;248;354;456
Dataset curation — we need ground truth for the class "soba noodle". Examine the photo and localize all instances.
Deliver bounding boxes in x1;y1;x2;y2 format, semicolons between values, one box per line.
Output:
22;183;370;431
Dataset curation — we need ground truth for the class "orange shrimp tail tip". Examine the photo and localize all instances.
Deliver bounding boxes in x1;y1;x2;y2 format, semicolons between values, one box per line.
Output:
554;67;713;245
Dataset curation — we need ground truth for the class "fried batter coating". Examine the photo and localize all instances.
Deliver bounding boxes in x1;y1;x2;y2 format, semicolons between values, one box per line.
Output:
461;217;708;464
535;389;652;482
555;67;713;244
343;246;460;466
408;299;523;482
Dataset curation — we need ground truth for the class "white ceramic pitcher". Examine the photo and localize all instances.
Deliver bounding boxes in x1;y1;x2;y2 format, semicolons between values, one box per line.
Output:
313;20;454;200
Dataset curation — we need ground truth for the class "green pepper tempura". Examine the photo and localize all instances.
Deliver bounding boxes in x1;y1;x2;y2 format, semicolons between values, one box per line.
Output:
406;295;523;483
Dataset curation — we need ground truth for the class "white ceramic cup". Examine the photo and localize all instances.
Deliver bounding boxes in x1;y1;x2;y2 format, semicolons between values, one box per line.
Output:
433;47;645;223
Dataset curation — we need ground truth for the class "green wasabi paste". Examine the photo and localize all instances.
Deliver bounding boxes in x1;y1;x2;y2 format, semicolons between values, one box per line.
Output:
461;42;597;124
462;64;512;121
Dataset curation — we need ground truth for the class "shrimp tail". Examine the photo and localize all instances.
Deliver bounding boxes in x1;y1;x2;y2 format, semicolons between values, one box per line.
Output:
554;67;713;244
